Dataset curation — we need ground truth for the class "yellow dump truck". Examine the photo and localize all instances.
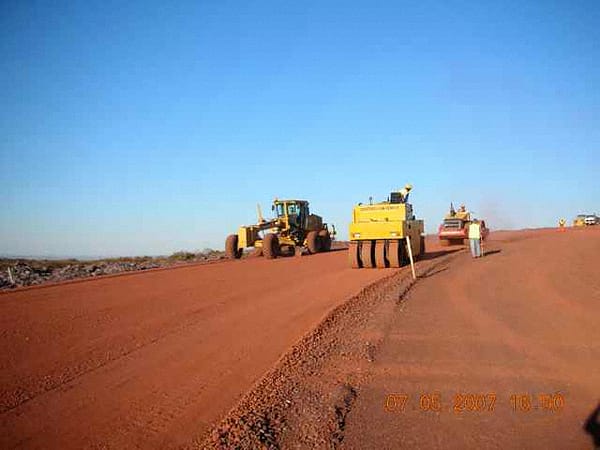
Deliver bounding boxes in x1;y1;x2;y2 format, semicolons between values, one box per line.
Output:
348;184;425;268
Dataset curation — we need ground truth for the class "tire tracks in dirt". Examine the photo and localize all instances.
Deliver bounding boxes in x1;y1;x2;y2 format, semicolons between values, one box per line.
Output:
200;249;462;449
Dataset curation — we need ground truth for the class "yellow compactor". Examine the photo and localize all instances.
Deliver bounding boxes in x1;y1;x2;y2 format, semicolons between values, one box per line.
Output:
348;184;425;268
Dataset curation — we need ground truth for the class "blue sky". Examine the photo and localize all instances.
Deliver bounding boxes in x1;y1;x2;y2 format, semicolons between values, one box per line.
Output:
1;0;599;257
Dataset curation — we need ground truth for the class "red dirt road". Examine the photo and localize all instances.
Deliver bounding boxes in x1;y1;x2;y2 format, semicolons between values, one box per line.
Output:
0;250;388;449
2;229;599;449
343;228;600;449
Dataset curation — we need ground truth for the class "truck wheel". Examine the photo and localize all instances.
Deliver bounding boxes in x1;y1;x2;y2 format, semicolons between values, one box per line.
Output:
307;231;321;254
349;242;361;268
263;233;279;259
361;240;375;268
375;240;388;268
225;234;242;259
318;230;331;251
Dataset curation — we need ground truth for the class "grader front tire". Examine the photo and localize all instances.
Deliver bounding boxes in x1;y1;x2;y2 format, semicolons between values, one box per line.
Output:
263;233;280;259
225;234;242;259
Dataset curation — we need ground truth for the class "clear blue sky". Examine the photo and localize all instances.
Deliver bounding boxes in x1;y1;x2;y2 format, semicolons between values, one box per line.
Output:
1;0;599;257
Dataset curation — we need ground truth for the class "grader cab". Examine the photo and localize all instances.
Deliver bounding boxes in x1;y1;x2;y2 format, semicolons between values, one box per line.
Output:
225;199;335;259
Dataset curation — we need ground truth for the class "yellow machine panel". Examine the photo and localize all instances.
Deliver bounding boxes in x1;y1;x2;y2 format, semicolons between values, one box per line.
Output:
348;184;425;268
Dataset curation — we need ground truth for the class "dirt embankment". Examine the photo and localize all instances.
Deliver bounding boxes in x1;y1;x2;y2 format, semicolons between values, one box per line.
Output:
1;228;597;449
203;228;600;449
0;250;226;290
0;248;388;449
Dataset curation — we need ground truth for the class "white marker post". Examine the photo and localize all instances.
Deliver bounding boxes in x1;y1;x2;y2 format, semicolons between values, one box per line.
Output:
405;236;416;280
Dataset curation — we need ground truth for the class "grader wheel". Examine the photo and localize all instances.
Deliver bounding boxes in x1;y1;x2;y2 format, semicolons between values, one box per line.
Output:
375;240;388;268
349;242;361;268
318;230;332;251
360;240;375;268
225;234;242;259
307;231;321;254
263;233;280;259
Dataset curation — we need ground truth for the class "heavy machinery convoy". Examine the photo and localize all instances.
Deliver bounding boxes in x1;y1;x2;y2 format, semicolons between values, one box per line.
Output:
348;184;425;268
573;214;599;227
225;186;495;267
438;203;488;246
225;199;335;259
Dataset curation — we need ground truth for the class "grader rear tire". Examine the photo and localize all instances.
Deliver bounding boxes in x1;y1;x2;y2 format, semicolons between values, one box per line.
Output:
388;240;401;268
318;230;332;251
349;242;361;268
307;231;321;254
225;234;242;259
263;233;279;259
375;240;388;268
361;240;375;268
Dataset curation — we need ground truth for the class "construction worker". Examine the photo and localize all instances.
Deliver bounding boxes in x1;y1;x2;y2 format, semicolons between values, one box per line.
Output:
468;219;482;258
558;218;566;231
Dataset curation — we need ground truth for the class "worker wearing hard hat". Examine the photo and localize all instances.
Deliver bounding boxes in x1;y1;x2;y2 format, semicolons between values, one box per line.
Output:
558;218;566;231
468;220;482;258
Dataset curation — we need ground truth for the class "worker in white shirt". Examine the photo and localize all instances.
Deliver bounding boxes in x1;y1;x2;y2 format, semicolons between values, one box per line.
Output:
468;220;482;258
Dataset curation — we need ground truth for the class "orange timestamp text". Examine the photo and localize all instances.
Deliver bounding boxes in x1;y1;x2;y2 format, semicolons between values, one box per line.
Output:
384;392;564;413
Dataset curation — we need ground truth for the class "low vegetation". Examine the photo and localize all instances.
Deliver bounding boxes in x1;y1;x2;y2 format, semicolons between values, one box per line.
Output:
0;249;225;290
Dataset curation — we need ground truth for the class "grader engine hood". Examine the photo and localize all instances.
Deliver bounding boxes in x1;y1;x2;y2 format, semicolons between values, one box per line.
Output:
307;214;323;231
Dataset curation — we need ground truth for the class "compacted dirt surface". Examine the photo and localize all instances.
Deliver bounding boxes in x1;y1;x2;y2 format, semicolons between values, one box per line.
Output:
204;228;599;450
341;228;600;449
0;250;388;449
1;228;599;449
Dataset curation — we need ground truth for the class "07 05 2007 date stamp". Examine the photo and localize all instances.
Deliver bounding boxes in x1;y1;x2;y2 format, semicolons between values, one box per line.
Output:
383;392;565;414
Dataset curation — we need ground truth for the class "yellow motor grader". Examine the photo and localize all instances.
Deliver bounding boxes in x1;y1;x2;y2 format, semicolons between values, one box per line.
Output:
225;199;335;259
